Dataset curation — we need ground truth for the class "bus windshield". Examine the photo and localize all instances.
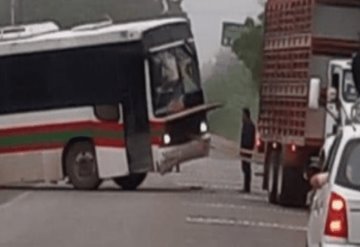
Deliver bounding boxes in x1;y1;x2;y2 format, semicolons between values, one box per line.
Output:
343;70;358;102
149;44;201;117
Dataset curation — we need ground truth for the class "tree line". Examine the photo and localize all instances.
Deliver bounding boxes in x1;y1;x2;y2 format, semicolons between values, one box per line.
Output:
204;10;264;141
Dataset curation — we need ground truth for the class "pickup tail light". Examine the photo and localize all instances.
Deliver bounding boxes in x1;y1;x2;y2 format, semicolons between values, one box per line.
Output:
324;192;348;239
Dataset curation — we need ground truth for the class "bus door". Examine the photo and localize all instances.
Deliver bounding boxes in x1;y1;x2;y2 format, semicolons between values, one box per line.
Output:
123;94;153;174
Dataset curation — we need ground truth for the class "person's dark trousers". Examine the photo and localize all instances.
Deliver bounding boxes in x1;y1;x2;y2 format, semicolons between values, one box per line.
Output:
242;159;252;192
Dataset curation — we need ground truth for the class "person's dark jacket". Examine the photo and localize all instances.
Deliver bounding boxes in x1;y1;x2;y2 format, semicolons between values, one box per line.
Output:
241;120;256;151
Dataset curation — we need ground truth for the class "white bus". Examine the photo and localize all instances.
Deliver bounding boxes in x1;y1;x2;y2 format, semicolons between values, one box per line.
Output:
0;18;217;190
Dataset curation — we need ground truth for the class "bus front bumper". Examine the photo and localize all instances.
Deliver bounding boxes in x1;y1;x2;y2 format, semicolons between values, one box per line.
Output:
156;134;211;175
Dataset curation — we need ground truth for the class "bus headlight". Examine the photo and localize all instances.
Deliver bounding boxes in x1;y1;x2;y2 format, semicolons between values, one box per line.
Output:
163;133;171;145
200;121;208;133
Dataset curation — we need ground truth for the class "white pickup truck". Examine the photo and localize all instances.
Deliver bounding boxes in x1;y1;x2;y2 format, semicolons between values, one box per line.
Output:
306;54;360;247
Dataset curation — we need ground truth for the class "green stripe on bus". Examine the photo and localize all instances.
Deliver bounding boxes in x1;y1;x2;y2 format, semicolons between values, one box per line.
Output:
0;127;165;149
0;129;124;148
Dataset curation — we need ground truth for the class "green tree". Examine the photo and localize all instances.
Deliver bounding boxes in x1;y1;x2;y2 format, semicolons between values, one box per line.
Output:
204;10;265;141
231;14;264;89
204;51;258;141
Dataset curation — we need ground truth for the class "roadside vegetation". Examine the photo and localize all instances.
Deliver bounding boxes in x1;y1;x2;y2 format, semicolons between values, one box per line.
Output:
204;11;264;141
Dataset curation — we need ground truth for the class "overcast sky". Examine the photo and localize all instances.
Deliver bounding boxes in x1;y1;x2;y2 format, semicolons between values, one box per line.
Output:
183;0;262;65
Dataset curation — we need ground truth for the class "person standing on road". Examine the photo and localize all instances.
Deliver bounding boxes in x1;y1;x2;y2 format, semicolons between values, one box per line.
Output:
240;108;256;193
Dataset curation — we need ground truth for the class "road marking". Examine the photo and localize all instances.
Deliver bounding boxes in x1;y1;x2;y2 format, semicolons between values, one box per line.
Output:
177;182;266;200
184;202;307;216
186;215;307;232
179;179;263;188
0;191;31;211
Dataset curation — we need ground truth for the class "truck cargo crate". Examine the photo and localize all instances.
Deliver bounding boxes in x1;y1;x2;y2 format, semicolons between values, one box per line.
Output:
259;0;360;146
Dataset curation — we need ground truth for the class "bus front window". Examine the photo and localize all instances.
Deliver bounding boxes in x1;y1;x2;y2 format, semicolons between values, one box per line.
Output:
149;45;201;117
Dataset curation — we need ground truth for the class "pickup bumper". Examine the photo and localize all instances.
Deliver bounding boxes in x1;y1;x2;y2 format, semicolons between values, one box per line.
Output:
156;134;211;174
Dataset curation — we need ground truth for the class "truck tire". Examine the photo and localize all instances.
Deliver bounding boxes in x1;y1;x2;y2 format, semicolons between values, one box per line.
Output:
65;141;102;190
113;173;147;191
268;149;282;204
278;166;310;207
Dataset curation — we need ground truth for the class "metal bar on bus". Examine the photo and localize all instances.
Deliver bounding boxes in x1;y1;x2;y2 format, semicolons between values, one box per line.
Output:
149;38;194;53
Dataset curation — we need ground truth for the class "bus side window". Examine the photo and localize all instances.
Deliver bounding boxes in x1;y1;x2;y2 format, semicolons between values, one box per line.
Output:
94;105;121;122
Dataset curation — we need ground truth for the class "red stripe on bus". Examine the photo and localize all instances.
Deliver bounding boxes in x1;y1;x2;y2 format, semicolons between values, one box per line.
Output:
150;121;165;130
0;121;123;137
151;137;163;146
0;143;64;154
0;138;125;154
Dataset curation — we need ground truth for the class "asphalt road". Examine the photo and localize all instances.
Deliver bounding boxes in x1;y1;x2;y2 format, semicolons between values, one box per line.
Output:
0;149;308;247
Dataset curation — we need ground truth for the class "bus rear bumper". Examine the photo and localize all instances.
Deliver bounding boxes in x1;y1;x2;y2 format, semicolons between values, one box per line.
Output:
156;134;211;175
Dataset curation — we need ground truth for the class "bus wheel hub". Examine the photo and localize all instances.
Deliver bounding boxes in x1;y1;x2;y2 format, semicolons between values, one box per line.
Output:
75;152;95;177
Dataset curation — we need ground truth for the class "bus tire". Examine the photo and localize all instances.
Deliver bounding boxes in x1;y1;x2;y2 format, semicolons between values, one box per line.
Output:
113;173;147;191
65;141;102;190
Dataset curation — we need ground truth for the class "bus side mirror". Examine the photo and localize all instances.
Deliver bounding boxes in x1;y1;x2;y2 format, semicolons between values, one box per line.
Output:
309;78;321;110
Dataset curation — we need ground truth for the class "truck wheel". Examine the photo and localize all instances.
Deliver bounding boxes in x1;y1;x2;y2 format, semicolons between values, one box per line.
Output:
113;173;147;191
278;166;310;207
268;149;281;204
65;141;102;190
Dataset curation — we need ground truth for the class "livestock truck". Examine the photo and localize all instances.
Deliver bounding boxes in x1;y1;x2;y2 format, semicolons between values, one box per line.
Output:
257;0;360;207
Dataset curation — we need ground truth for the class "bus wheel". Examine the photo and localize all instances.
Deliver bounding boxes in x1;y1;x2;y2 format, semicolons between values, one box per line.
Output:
65;141;102;190
113;173;147;191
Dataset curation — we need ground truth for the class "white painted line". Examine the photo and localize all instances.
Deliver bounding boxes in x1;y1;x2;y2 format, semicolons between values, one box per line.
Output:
179;179;263;187
0;182;46;211
186;215;307;232
0;191;31;211
178;182;267;201
184;202;307;216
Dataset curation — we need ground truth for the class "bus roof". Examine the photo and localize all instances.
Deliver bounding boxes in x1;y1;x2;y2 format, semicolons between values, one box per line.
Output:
0;18;188;57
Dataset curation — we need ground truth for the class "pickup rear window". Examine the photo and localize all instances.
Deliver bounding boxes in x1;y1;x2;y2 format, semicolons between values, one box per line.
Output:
336;140;360;191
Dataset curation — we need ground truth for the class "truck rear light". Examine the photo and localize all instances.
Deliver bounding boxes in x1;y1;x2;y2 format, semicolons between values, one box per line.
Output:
291;144;296;152
272;142;277;149
256;138;262;148
325;192;348;239
255;138;265;153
